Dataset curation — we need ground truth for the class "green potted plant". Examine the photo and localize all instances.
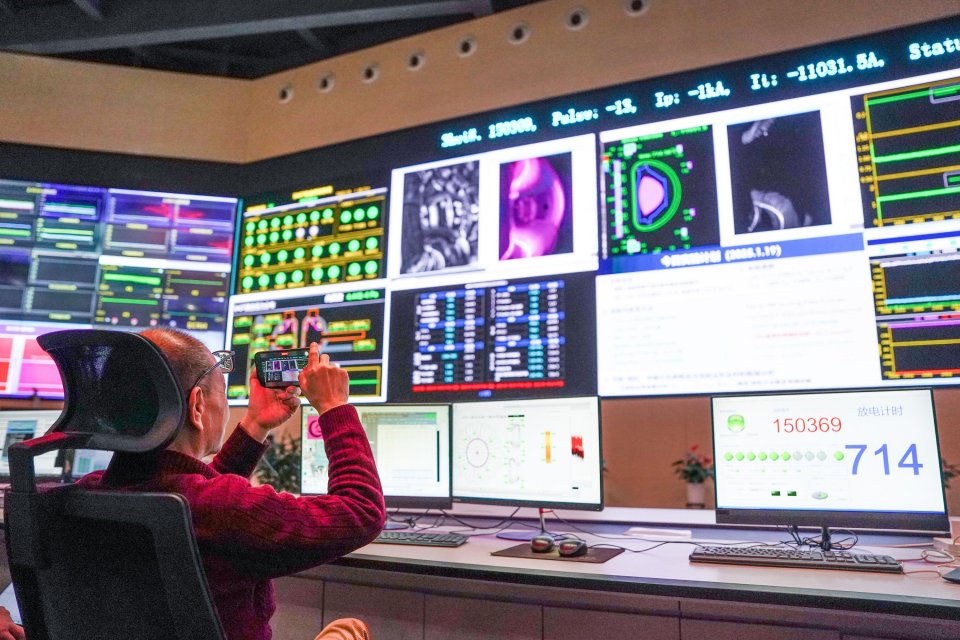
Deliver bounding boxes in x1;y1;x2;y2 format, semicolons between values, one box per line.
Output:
255;432;301;494
943;457;960;491
673;445;714;507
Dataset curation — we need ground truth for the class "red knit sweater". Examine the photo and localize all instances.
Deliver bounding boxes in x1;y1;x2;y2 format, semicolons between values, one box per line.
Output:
78;404;385;640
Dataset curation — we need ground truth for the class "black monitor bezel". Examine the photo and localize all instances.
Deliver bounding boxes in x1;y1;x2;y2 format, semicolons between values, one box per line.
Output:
710;387;950;534
451;395;604;511
300;402;454;510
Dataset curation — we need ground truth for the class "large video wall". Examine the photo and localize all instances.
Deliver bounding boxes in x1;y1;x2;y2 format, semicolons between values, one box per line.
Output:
6;16;960;404
226;16;960;404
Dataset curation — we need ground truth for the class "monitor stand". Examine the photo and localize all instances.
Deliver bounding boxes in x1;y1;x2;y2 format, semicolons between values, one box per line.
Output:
495;507;568;541
818;525;838;551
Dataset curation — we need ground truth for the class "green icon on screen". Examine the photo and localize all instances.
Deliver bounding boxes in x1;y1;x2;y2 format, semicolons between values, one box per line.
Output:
727;415;745;432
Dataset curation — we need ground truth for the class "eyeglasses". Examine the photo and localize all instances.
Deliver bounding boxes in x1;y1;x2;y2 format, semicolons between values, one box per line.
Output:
190;350;235;390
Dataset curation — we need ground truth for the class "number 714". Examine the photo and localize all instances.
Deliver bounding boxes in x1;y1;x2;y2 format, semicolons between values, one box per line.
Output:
845;444;922;475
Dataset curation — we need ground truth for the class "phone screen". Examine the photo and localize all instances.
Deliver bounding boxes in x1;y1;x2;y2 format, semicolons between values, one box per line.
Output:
255;349;309;388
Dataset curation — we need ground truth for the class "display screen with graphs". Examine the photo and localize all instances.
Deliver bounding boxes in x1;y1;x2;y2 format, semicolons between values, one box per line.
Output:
0;179;237;397
229;15;960;402
451;396;602;509
225;286;386;401
387;271;597;402
9;16;960;404
235;185;386;295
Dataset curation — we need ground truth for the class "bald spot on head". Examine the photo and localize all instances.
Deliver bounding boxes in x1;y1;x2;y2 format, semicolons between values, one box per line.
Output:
140;328;217;398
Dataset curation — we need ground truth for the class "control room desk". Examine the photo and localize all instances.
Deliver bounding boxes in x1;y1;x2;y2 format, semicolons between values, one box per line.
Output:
271;508;960;640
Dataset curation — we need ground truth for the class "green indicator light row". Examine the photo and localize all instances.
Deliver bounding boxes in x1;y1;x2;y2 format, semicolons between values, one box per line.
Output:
339;205;381;225
240;260;380;290
244;235;381;253
243;238;380;268
723;451;845;462
244;204;381;236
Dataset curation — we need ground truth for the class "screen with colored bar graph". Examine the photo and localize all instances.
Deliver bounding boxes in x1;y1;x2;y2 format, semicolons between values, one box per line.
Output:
854;78;960;228
0;178;237;398
451;396;602;509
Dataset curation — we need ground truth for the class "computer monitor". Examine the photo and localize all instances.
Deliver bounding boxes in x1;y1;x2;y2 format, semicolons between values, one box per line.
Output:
0;410;64;477
0;178;237;399
711;388;949;542
301;403;452;509
225;284;387;404
387;270;598;403
451;396;603;511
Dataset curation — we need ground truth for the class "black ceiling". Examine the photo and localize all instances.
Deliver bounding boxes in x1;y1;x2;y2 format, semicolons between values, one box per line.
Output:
0;0;545;79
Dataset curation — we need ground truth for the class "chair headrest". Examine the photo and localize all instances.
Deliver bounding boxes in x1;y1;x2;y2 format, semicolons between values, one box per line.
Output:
37;329;185;453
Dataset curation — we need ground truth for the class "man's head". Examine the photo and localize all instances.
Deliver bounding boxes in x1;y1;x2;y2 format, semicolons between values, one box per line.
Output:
140;328;230;458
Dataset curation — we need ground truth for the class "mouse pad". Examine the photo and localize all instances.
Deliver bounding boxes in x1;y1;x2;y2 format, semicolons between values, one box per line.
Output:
491;543;624;564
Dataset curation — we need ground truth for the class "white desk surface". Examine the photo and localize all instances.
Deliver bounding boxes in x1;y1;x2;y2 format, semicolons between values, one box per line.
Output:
329;506;960;617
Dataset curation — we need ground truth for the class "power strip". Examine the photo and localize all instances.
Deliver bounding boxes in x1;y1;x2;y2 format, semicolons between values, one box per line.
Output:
932;537;960;556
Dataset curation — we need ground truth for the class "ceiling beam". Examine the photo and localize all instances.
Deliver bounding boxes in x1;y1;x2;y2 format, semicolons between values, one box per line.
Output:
470;1;494;17
0;0;486;54
70;0;104;21
295;28;332;55
155;45;268;69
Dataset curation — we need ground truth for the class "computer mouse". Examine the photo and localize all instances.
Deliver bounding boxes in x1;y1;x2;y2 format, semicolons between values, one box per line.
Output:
530;534;555;553
557;537;588;557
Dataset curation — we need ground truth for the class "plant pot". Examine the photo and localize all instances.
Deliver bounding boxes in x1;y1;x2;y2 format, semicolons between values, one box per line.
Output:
685;482;706;508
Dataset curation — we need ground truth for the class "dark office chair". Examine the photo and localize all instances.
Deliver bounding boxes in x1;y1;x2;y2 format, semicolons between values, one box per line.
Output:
3;329;225;640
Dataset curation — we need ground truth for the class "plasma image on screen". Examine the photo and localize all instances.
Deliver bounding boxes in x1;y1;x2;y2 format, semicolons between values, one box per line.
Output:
400;160;480;274
727;111;832;235
498;153;573;261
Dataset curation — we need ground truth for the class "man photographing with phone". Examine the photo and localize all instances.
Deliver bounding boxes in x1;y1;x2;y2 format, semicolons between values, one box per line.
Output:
79;329;385;640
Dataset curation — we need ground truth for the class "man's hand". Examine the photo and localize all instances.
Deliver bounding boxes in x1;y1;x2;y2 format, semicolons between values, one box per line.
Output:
299;342;349;416
240;368;301;442
0;607;24;640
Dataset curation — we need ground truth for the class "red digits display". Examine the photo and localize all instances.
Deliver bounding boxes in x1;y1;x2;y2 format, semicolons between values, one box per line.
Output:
774;417;842;433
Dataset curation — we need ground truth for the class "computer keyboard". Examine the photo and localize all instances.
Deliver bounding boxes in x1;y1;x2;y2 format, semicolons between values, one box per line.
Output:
373;531;468;547
689;545;903;573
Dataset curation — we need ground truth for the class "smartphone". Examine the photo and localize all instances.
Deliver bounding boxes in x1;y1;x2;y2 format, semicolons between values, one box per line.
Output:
943;567;960;584
254;348;309;388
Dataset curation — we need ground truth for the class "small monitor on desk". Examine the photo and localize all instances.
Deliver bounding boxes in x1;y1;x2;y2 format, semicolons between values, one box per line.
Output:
711;388;949;535
451;396;603;510
0;410;64;477
301;403;452;509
